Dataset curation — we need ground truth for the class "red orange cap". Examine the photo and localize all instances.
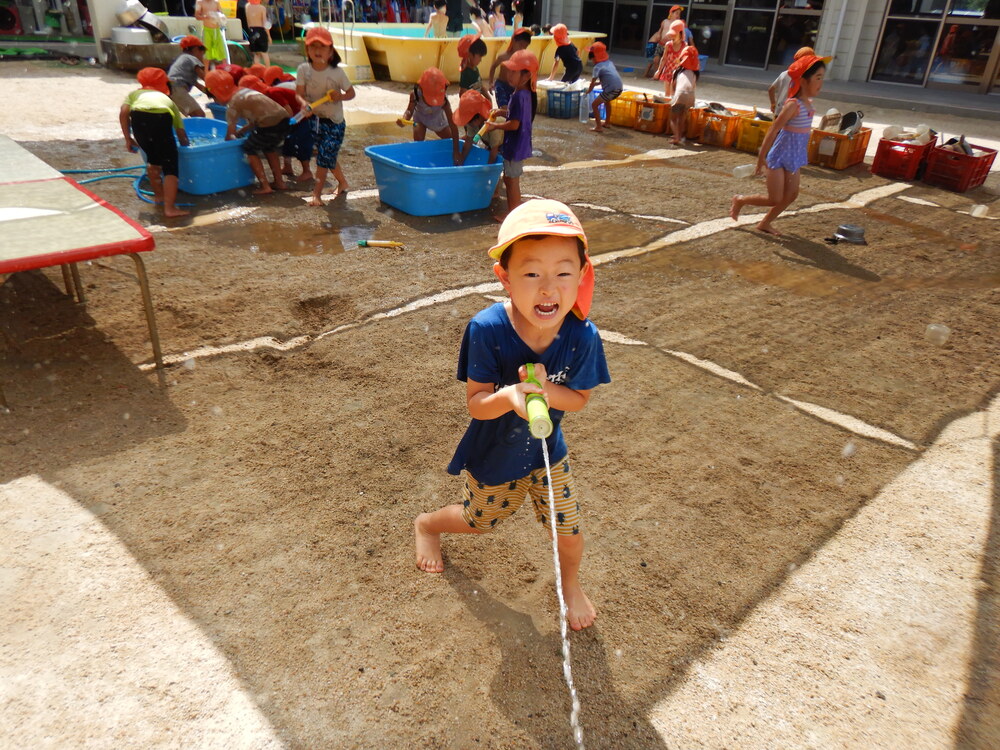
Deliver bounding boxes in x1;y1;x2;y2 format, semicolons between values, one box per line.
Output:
501;49;538;90
670;5;684;13
677;45;700;71
304;26;333;46
137;67;169;95
216;62;244;83
669;20;685;36
453;89;492;127
238;74;267;93
263;65;292;85
247;63;267;79
418;67;448;107
205;69;236;102
551;23;570;46
787;53;830;97
793;46;815;60
179;34;205;50
588;41;609;63
488;199;594;320
458;33;481;59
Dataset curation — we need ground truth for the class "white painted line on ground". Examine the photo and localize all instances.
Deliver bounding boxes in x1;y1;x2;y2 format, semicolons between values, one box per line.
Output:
897;195;940;207
774;395;918;450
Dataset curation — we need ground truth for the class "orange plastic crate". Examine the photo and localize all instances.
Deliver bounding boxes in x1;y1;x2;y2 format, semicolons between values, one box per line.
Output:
699;108;754;148
922;142;997;192
735;117;774;154
634;100;670;134
871;137;936;181
807;127;872;170
685;107;707;140
608;91;646;127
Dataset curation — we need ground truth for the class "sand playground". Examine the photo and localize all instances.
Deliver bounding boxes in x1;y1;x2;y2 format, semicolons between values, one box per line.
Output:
1;60;999;748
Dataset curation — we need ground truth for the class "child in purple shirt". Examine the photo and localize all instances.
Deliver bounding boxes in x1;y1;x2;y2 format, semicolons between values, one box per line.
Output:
485;49;538;219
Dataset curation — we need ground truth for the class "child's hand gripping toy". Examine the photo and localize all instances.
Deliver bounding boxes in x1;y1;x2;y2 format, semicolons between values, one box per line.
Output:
472;114;504;145
523;363;553;439
289;89;339;125
395;118;414;127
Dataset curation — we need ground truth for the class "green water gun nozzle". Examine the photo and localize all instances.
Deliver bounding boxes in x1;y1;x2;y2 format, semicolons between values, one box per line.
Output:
524;363;553;440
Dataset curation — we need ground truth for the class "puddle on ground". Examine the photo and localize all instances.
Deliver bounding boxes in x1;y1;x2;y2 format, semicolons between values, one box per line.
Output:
579;216;670;256
211;219;380;256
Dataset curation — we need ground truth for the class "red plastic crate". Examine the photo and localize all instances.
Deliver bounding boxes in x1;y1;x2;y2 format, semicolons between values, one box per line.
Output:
871;138;936;181
921;143;997;193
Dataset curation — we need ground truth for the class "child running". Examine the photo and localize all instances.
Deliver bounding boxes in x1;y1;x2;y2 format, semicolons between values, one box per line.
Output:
731;54;828;235
399;67;461;164
206;69;290;195
547;23;582;83
167;36;210;117
486;49;537;218
668;45;699;145
414;198;611;632
120;68;190;218
586;42;622;133
454;89;503;166
458;33;488;95
489;27;532;107
296;26;355;205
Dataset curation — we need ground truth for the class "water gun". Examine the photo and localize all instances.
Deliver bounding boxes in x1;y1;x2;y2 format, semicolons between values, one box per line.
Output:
396;118;414;127
523;363;553;439
473;114;504;145
289;89;339;125
357;240;405;248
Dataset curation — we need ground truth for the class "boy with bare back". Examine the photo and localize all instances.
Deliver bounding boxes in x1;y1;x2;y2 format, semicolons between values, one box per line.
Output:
414;199;611;632
424;0;449;38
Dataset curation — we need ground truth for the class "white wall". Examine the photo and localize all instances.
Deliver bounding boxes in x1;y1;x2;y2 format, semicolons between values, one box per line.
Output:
815;0;887;82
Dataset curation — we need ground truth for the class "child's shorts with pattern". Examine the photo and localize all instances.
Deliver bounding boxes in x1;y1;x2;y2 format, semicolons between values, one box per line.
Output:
461;460;581;536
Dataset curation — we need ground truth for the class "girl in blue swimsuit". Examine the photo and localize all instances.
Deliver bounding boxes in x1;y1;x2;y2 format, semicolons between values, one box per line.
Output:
731;55;828;235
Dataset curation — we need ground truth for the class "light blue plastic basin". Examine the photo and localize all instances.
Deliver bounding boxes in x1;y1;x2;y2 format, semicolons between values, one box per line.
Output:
364;140;504;216
178;117;255;195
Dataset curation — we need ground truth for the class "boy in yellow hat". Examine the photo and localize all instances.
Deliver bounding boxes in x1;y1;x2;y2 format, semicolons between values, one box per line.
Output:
415;199;610;632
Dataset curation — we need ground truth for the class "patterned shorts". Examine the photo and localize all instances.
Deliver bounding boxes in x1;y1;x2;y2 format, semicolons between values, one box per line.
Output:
314;117;346;169
461;460;581;536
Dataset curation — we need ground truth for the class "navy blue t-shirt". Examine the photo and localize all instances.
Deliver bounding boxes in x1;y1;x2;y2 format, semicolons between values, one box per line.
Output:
555;44;583;83
447;302;611;485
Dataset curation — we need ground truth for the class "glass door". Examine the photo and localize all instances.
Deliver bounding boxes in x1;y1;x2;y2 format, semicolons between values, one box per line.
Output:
612;2;648;52
725;0;779;68
688;3;728;61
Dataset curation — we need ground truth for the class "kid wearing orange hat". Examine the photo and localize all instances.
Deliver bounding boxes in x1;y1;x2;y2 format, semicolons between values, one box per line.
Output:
585;43;622;133
415;198;610;635
399;67;461;164
488;27;532;107
167;35;210;117
454;89;503;166
732;54;828;235
458;33;488;95
547;23;582;83
244;0;271;67
120;68;190;218
485;49;537;217
654;19;687;97
768;46;815;113
668;44;700;144
296;26;355;205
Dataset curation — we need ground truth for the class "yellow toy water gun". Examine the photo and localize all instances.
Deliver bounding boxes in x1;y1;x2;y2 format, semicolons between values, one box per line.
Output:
289;89;340;125
357;240;405;248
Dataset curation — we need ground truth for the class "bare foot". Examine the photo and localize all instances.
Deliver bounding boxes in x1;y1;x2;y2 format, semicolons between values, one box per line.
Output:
163;206;190;218
306;196;323;206
281;169;295;177
253;185;274;196
589;126;604;133
757;223;782;236
414;514;444;573
730;195;743;221
296;171;314;182
273;180;288;191
564;580;597;631
334;182;349;196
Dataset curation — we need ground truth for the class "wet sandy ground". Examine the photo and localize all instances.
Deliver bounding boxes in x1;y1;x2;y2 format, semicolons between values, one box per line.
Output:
1;62;999;747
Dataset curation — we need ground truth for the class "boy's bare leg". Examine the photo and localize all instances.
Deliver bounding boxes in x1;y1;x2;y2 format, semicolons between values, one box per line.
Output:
331;163;349;196
296;158;314;182
248;154;273;195
308;166;329;205
162;174;189;217
557;532;596;630
146;164;164;205
589;99;604;132
414;505;482;573
265;152;287;189
281;155;295;177
504;175;521;215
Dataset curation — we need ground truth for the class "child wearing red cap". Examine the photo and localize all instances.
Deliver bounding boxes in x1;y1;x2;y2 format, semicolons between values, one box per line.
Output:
732;55;827;235
654;20;686;98
296;26;355;205
240;74;313;182
120;68;190;218
415;198;610;633
399;67;461;164
486;49;537;217
586;42;622;133
668;44;699;144
244;0;271;67
167;35;210;117
458;33;488;95
454;89;503;166
546;23;582;84
488;27;532;107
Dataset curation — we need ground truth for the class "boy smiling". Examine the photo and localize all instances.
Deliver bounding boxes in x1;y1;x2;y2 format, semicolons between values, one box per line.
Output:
414;199;611;631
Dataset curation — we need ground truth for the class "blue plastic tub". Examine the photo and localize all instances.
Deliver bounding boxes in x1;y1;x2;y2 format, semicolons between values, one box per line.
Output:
207;102;228;121
177;117;255;195
587;88;606;120
364;140;504;216
547;89;582;119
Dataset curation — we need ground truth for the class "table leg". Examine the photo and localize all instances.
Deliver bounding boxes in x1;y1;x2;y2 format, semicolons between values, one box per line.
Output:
70;263;86;304
60;264;73;298
129;253;163;370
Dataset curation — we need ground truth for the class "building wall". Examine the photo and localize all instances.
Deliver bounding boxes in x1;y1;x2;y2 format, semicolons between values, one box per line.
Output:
812;0;886;82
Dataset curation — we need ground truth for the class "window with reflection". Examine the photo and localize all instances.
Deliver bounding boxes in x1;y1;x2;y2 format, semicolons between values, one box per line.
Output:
768;13;820;66
887;0;946;17
949;0;1000;19
688;8;727;58
928;23;999;84
726;10;777;66
871;19;940;82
